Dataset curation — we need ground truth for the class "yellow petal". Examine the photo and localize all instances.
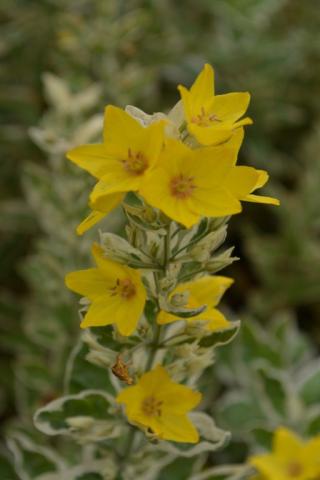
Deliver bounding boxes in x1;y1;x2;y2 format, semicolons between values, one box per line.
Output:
181;276;234;307
103;105;165;168
200;308;231;331
273;427;303;463
155;413;199;443
77;192;123;235
139;365;171;393
115;293;146;336
245;169;280;205
191;186;242;218
65;269;109;299
103;105;144;147
81;292;144;335
91;243;133;281
301;436;320;465
225;166;260;200
255;170;269;189
178;64;214;121
159;385;202;413
249;454;287;480
80;295;121;328
76;210;107;235
188;123;233;146
67;144;110;179
213;92;251;122
222;128;245;164
246;193;280;206
116;384;144;409
233;116;253;128
89;183;126;210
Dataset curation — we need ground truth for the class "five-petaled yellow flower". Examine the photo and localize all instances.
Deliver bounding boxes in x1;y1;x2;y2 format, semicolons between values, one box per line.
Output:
140;138;278;228
249;427;320;480
67;106;165;234
178;63;252;146
65;244;146;336
158;276;233;330
116;365;201;443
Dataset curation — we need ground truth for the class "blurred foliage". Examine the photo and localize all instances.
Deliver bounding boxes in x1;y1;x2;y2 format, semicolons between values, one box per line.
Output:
1;0;320;478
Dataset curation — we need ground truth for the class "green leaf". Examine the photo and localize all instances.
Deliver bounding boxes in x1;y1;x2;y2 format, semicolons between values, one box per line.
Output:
158;458;195;480
66;342;115;395
7;433;64;480
0;453;18;480
298;361;320;406
241;322;281;367
199;322;240;348
34;390;122;442
217;393;265;433
256;366;287;416
75;474;104;480
251;427;273;450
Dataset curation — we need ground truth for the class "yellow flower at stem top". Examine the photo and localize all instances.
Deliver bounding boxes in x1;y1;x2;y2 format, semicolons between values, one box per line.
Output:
158;276;233;331
139;138;278;228
249;427;320;480
178;63;252;146
66;105;165;234
116;365;201;443
65;244;146;336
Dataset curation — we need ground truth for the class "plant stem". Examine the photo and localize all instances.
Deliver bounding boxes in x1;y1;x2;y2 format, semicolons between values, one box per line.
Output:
163;222;172;269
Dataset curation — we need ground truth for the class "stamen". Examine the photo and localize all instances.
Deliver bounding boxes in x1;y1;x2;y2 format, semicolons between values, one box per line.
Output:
170;174;195;199
142;395;163;417
110;278;136;299
191;107;221;127
121;148;148;175
286;462;303;477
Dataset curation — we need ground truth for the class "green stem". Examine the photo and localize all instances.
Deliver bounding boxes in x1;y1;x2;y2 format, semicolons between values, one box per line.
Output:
145;323;161;371
163;222;172;269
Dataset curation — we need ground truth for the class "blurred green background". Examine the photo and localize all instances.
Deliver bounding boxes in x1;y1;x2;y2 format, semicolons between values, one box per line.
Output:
1;0;320;477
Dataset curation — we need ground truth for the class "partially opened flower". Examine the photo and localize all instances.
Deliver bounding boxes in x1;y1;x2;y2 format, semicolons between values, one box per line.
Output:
178;63;252;146
67;106;165;233
140;138;259;227
116;365;201;443
65;244;146;336
158;276;233;331
249;427;320;480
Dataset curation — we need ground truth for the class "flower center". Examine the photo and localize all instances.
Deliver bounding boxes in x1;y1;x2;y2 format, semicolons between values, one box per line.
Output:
110;278;136;300
286;462;303;477
121;148;148;175
170;174;195;199
191;106;221;127
142;395;163;417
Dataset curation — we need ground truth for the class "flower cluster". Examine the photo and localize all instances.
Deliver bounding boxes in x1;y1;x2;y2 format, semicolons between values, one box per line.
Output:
65;64;279;445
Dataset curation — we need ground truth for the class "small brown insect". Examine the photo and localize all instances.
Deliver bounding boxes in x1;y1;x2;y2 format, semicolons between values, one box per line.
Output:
111;354;134;385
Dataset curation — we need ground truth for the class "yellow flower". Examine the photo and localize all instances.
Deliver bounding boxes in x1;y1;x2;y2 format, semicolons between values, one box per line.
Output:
157;276;233;331
65;244;146;336
139;138;260;227
178;63;252;146
67;106;165;233
116;365;202;443
249;427;320;480
139;139;239;227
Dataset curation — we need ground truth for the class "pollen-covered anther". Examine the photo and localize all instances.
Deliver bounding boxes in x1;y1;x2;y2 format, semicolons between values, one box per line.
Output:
191;107;221;127
142;395;163;417
121;148;148;175
170;174;195;199
111;278;136;299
